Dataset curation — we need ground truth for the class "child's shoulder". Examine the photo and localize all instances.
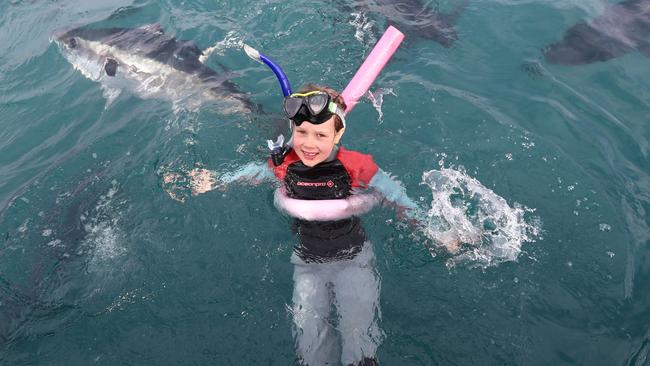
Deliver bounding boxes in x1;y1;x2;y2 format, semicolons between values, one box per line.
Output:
337;146;379;187
337;146;374;162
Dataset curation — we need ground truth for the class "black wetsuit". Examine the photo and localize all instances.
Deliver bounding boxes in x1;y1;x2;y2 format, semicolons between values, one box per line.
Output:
270;146;379;262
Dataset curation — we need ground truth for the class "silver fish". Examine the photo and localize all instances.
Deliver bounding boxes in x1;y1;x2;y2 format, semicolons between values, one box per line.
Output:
52;24;253;112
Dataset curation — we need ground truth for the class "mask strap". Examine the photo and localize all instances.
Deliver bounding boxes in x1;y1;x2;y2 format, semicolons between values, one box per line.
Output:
328;102;347;129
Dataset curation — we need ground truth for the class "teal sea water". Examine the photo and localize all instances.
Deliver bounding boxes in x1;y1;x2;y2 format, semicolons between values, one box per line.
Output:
1;0;649;365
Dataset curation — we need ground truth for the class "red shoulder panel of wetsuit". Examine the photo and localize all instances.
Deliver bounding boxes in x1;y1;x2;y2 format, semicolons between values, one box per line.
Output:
268;149;301;180
337;147;379;188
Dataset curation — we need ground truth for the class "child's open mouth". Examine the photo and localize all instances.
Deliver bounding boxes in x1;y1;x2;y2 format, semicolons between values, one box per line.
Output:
302;150;319;159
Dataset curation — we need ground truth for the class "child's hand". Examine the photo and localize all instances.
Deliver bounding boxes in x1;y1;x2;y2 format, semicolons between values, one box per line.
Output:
188;168;221;195
395;206;427;230
436;230;463;254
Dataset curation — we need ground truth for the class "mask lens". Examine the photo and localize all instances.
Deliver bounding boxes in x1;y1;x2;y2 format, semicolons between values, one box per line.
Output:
283;97;303;118
307;94;329;115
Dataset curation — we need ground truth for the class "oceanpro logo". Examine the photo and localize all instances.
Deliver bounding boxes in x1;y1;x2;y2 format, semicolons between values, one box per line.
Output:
297;180;335;188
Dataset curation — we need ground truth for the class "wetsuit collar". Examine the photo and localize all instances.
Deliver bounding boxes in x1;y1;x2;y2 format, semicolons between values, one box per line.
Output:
324;145;339;163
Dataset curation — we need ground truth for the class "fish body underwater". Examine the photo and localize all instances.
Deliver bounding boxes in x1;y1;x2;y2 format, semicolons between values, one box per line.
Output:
544;0;650;65
52;24;252;112
355;0;468;47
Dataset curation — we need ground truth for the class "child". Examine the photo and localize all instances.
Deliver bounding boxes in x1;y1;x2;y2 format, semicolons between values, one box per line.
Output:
274;84;386;366
188;84;424;365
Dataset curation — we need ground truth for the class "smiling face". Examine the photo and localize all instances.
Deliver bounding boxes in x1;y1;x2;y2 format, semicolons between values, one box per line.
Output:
292;116;344;167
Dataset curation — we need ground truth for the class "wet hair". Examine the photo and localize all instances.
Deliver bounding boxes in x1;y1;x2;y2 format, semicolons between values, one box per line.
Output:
296;84;347;132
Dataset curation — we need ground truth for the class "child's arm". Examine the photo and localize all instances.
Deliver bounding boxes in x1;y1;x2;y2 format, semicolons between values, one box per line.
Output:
368;169;423;215
216;161;276;187
187;161;276;195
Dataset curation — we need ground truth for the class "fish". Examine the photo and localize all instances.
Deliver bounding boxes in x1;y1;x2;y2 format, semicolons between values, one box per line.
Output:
543;0;650;65
354;0;468;47
52;24;253;112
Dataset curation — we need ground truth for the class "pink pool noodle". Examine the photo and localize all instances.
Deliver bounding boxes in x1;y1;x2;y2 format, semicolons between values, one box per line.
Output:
340;26;404;114
274;188;380;221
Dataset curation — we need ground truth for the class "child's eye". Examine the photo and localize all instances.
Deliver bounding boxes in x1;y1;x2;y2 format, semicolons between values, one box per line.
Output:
317;133;327;138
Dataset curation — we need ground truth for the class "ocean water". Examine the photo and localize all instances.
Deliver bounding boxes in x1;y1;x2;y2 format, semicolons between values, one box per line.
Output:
1;0;649;365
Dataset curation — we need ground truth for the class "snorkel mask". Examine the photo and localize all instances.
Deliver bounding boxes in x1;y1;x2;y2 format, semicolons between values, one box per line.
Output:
283;91;346;128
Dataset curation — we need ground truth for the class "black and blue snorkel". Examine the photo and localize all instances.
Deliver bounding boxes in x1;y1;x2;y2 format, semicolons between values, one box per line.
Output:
243;44;292;166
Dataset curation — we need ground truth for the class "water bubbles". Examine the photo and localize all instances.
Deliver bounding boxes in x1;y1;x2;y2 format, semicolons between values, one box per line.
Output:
521;141;535;150
47;239;62;247
599;223;611;232
235;143;246;154
105;288;150;313
18;219;30;234
81;181;126;271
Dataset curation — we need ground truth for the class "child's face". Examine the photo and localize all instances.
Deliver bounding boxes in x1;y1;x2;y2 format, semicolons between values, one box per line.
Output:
292;116;343;167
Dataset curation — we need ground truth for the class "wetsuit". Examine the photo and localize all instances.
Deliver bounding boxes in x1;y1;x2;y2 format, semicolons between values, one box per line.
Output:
270;146;378;262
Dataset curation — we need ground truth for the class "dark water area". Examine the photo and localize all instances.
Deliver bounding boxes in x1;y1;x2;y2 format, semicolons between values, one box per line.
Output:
0;0;649;365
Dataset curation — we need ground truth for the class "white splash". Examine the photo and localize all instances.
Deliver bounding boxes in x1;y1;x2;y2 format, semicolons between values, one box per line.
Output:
208;30;245;56
420;167;541;268
349;12;376;46
367;88;396;124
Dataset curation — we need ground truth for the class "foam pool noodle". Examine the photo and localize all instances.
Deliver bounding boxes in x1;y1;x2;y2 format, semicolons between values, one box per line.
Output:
341;26;404;114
